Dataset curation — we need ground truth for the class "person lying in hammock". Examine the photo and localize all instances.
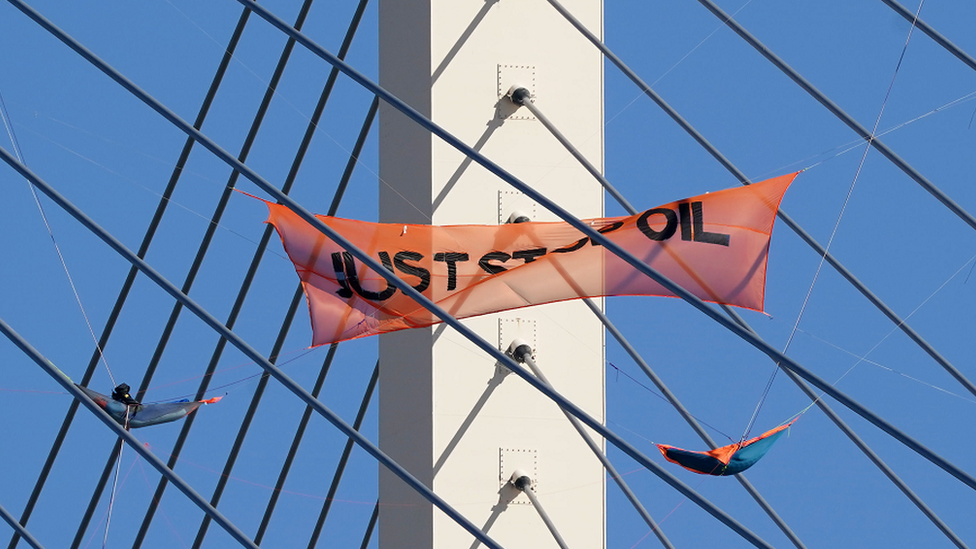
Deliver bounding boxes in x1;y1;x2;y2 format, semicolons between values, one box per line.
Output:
76;383;221;429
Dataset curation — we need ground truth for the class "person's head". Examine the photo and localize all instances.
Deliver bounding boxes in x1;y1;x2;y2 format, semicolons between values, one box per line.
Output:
115;383;131;395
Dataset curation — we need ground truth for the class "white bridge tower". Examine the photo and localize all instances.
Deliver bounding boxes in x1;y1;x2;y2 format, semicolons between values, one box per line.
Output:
378;0;606;546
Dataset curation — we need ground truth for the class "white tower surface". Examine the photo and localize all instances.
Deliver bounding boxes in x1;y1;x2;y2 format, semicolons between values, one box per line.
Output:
378;0;605;547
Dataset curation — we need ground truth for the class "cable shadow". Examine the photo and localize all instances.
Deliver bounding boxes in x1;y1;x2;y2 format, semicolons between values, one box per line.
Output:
431;0;500;85
432;363;509;476
466;483;521;549
432;114;505;214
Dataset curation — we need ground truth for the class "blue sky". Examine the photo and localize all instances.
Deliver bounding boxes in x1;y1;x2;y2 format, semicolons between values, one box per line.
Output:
1;0;975;547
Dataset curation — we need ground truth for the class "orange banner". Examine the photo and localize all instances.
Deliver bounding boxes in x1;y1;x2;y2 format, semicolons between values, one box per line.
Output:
265;173;796;345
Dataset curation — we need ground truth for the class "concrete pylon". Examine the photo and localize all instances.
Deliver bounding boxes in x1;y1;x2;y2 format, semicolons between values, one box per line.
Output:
378;0;605;546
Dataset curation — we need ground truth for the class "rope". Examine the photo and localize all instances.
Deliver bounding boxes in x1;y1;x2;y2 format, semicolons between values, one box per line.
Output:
101;410;128;549
0;90;117;387
740;0;927;442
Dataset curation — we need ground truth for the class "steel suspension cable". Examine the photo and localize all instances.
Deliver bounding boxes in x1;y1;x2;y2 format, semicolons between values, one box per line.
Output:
6;8;254;549
195;0;976;494
357;502;379;549
0;11;827;548
545;0;976;406
192;96;377;549
73;1;322;544
510;342;675;549
880;0;976;74
131;1;372;545
692;0;976;260
305;361;378;549
0;317;260;549
17;0;973;530
191;286;305;548
510;89;803;549
0;143;509;549
542;5;967;542
253;343;341;545
718;304;970;549
17;1;972;541
0;502;42;549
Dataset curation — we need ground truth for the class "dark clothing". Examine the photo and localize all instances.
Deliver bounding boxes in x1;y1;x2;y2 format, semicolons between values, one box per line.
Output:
111;383;140;406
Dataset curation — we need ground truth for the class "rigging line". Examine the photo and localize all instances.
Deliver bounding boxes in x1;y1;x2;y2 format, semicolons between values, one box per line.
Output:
163;0;434;226
190;286;306;549
134;3;374;542
0;90;117;388
881;0;976;74
0;129;770;549
802;242;974;413
141;443;379;507
796;326;976;406
608;362;735;442
142;346;319;403
13;124;292;262
718;298;971;549
26;0;964;537
132;461;188;549
742;0;926;442
762;88;976;180
100;412;127;549
2;318;261;549
36;3;968;536
141;345;316;396
82;450;141;549
694;0;976;241
549;0;976;412
7;7;253;549
517;86;805;546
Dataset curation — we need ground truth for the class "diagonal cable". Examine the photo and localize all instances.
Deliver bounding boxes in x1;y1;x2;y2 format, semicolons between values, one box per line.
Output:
73;1;321;544
6;8;254;549
546;0;976;406
0;502;42;549
0;317;259;549
303;361;378;549
534;7;968;543
693;0;976;255
191;283;305;548
0;13;887;549
355;502;379;549
515;88;805;548
880;0;976;74
184;0;976;494
190;84;375;549
0;143;510;548
17;1;971;540
134;4;373;546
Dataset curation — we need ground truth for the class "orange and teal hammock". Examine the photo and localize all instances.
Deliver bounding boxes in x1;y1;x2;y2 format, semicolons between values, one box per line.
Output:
656;419;796;476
